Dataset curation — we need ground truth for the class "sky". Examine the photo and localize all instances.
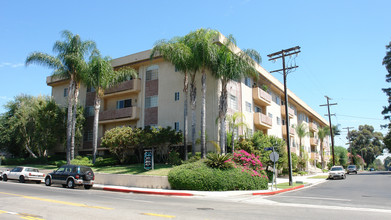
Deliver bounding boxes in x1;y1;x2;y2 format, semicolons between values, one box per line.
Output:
1;0;390;155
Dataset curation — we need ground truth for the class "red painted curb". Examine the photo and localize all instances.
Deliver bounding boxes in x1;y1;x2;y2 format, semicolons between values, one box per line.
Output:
102;187;194;196
252;185;305;195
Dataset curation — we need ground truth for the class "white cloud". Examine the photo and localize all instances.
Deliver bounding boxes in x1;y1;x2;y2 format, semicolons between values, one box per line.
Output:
0;62;24;68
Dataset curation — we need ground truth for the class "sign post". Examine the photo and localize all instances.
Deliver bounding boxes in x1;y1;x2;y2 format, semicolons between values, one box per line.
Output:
144;149;154;170
269;146;279;190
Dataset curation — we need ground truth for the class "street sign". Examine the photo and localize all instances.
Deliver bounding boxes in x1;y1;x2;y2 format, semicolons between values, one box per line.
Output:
269;152;279;162
144;149;153;170
264;147;273;151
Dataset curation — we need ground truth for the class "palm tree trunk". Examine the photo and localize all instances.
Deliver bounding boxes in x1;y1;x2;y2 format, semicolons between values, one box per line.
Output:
71;82;80;160
200;71;206;158
320;140;324;169
92;95;101;164
219;81;228;155
66;80;74;165
190;74;197;156
183;73;189;160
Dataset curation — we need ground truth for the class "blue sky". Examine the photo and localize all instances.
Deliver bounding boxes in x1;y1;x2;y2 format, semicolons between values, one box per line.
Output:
1;0;390;150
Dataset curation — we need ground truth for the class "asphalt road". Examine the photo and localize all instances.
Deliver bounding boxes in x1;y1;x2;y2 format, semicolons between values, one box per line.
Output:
0;172;390;220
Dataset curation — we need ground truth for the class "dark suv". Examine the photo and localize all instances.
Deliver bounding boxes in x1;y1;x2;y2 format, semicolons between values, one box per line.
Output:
45;165;94;189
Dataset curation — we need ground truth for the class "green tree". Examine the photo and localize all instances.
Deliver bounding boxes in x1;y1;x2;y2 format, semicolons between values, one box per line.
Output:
381;41;391;152
0;95;66;157
26;30;96;164
151;37;194;160
318;126;330;169
183;29;219;158
334;146;348;167
83;50;137;163
226;112;248;153
349;125;384;168
294;122;310;157
384;156;391;170
211;34;261;154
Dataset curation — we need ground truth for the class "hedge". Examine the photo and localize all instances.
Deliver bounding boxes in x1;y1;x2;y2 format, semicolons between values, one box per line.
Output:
168;160;268;191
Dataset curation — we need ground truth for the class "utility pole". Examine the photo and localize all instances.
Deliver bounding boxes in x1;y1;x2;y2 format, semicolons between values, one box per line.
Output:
320;96;337;166
343;126;354;164
268;46;301;186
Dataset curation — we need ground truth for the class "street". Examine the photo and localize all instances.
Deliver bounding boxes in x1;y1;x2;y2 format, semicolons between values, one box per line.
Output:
0;172;390;220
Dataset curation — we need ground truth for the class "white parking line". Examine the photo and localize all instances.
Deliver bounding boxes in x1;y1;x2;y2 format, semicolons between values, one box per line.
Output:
276;195;352;202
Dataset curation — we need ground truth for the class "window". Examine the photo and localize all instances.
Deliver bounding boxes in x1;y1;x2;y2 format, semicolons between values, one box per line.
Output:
247;128;253;137
268;113;273;119
277;117;281;125
245;102;252;112
175;92;180;101
145;96;158;108
87;86;95;93
84;130;93;142
272;93;280;105
86;106;94;117
64;88;68;97
116;99;132;109
229;95;238;110
244;77;252;87
255;106;262;113
146;65;159;80
174;122;180;132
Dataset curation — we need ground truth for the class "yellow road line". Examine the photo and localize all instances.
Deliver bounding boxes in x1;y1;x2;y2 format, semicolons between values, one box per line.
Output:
142;213;176;218
0;192;113;210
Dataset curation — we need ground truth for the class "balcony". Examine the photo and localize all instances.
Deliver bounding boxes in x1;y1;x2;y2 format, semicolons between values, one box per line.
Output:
310;137;318;146
281;105;294;118
104;79;141;97
99;107;140;124
46;75;69;86
252;88;272;107
282;125;295;137
310;122;318;132
253;112;272;129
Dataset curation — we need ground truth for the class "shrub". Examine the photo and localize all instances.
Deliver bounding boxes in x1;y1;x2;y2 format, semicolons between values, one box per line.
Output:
205;153;232;169
70;156;93;167
55;160;67;167
168;150;182;165
183;152;201;164
168;160;268;191
94;157;119;167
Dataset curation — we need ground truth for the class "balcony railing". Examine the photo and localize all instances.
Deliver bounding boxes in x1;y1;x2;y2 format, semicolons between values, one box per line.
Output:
310;137;318;146
252;88;272;107
253;112;272;129
282;125;295;137
99;107;139;123
310;122;318;132
281;105;294;118
46;75;69;85
104;79;141;97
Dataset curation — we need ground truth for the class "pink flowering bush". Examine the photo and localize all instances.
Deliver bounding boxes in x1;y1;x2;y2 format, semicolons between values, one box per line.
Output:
226;150;267;179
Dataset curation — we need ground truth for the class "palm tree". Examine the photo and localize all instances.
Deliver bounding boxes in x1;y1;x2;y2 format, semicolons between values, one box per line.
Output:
211;34;261;154
183;28;219;158
226;112;248;153
318;126;330;169
294;122;310;157
83;50;137;164
151;38;194;160
26;30;95;164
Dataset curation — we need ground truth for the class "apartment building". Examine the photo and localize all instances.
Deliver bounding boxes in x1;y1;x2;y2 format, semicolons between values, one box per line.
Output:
46;40;330;170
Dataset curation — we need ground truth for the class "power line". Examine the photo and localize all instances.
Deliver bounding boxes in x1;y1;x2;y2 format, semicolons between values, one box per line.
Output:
337;114;385;121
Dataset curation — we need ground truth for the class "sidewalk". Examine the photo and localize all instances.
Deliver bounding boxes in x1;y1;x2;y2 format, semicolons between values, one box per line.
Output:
92;173;328;197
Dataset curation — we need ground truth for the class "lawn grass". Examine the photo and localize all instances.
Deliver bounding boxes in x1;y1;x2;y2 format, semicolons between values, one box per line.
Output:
308;175;328;179
92;164;174;176
0;164;57;170
275;182;306;189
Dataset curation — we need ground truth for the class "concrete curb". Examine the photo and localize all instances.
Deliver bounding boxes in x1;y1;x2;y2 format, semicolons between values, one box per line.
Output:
252;184;305;195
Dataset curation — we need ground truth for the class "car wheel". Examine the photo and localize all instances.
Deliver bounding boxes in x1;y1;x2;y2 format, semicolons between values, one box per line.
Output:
355;171;357;174
84;185;92;190
19;175;25;183
67;179;75;189
45;177;51;186
2;174;7;182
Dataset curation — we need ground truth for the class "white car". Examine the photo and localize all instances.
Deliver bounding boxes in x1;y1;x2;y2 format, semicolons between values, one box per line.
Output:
2;166;45;183
328;166;346;180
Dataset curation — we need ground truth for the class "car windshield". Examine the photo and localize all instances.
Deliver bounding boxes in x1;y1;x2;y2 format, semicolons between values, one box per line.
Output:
331;167;343;171
348;165;356;168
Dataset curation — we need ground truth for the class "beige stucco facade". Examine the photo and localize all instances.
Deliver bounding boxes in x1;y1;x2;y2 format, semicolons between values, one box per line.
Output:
47;39;331;170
